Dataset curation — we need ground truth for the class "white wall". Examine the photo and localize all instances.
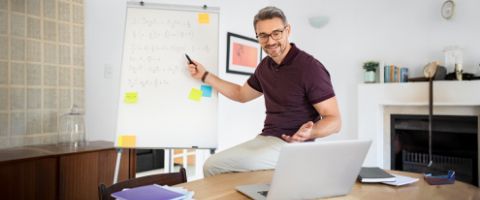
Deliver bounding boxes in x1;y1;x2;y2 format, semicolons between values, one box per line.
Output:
86;0;480;151
271;0;480;140
85;0;269;150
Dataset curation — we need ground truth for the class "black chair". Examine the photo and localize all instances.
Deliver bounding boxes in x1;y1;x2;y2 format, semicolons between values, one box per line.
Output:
98;168;187;200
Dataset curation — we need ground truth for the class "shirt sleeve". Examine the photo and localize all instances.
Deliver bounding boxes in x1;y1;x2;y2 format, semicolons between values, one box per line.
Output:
247;59;266;93
305;60;335;104
247;73;262;93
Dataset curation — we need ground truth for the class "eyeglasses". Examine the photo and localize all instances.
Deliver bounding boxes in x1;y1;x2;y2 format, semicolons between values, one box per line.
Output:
256;26;287;42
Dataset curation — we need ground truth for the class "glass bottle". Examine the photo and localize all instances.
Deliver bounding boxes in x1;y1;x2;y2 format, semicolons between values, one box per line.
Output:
58;104;86;147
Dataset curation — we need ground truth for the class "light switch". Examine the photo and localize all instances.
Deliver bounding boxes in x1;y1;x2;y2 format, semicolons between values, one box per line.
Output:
104;64;113;79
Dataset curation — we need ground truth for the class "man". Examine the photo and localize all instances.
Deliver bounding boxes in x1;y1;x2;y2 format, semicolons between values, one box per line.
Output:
187;6;341;177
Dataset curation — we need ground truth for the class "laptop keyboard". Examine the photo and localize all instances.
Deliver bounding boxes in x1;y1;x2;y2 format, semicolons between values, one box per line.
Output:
258;191;268;197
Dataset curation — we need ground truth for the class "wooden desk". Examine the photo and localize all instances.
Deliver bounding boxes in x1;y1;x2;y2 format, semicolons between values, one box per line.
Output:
177;170;480;200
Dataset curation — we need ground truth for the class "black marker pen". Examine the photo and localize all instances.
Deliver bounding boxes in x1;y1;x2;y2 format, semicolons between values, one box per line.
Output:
185;54;197;70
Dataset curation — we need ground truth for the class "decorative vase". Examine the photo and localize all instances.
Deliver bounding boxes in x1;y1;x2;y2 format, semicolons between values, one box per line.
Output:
58;104;86;148
364;70;376;83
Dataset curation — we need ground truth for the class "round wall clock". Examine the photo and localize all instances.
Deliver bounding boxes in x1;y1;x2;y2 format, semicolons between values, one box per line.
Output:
441;0;455;20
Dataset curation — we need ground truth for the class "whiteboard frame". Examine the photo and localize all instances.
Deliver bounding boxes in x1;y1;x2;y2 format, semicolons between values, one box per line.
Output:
127;2;220;13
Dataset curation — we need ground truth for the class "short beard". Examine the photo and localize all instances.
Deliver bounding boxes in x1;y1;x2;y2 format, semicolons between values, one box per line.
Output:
264;41;286;58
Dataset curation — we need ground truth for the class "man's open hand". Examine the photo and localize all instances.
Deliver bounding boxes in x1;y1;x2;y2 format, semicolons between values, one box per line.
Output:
282;121;314;143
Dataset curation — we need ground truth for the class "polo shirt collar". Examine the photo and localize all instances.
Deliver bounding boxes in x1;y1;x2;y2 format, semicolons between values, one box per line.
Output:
268;43;299;69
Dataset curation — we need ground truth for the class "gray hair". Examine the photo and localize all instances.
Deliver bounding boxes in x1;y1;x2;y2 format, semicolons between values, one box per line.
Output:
253;6;287;29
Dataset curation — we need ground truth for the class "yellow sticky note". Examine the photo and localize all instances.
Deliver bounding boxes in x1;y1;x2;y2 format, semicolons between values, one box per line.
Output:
124;92;138;104
118;135;136;148
188;88;202;102
198;13;210;24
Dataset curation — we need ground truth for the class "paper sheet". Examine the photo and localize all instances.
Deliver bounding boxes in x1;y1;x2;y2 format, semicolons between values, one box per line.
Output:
382;174;419;186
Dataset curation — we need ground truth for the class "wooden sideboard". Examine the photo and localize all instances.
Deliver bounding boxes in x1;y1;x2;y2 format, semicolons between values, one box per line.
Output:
0;141;136;200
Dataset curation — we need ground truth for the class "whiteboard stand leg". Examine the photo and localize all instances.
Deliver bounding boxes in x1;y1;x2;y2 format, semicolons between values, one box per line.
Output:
113;148;123;184
169;149;174;172
164;149;174;173
164;149;169;173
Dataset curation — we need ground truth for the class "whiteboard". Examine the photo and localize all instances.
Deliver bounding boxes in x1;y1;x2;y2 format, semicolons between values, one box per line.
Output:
115;3;219;149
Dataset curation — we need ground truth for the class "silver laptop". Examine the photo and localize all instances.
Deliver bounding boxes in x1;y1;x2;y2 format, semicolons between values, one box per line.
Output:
236;140;371;200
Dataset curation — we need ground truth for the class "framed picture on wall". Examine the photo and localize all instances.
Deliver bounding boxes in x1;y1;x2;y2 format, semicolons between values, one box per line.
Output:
226;32;263;75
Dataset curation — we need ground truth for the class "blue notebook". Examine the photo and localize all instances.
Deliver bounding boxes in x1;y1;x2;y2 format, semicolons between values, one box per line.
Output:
111;184;184;200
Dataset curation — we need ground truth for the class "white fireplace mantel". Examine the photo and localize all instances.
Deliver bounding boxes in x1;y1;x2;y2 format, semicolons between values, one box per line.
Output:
357;80;480;168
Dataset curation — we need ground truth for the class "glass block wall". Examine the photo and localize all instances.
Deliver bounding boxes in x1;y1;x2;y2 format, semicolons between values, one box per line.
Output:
0;0;84;148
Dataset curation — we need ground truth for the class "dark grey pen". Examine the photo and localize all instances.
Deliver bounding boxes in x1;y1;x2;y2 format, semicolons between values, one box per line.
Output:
185;54;197;70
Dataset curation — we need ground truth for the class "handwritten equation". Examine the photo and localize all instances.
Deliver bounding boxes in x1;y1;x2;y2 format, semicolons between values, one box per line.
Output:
121;8;217;89
127;44;211;55
129;16;192;29
130;29;195;40
127;78;170;88
127;64;183;75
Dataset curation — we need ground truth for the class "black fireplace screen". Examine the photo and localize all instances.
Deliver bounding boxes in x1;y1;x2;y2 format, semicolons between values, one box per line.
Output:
391;114;478;186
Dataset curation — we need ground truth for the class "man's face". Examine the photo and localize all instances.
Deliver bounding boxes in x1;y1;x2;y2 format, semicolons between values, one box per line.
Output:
255;18;290;59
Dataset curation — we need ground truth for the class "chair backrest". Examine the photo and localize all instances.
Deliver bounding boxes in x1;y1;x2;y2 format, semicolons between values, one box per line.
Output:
98;167;187;200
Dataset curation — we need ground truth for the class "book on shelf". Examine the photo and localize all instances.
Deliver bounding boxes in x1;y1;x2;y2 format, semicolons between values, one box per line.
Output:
390;65;395;82
393;65;398;82
384;65;390;82
358;167;396;183
400;68;409;82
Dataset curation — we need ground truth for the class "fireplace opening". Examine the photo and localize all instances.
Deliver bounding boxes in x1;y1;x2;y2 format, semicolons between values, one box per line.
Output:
391;114;478;186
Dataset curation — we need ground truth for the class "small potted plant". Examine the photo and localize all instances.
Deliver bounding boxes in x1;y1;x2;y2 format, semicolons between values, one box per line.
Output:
363;61;379;83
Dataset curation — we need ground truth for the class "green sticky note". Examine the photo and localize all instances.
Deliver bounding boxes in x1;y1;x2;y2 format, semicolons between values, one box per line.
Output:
124;92;138;104
188;88;202;102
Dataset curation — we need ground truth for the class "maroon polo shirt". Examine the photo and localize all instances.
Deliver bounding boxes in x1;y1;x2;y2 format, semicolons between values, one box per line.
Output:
247;43;335;139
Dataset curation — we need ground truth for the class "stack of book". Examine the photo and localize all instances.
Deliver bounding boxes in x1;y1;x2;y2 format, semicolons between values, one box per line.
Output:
358;167;396;183
384;65;409;83
358;167;419;186
111;184;194;200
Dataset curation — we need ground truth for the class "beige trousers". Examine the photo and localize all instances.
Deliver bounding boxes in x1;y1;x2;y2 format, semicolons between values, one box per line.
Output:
203;135;286;177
